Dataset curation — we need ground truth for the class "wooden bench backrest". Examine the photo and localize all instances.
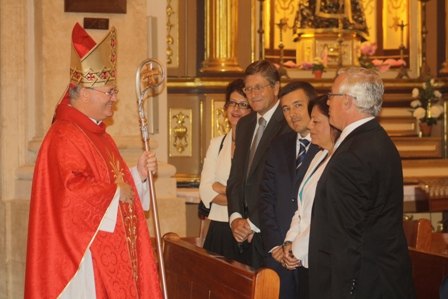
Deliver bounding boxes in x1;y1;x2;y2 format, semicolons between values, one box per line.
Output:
409;248;448;299
403;219;448;298
403;218;432;251
163;233;279;299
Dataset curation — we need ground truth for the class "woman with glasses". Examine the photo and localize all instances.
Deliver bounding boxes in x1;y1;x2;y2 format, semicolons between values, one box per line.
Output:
282;94;341;298
199;79;252;258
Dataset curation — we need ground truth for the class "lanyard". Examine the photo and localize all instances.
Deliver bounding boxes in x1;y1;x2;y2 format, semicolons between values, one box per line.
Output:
298;151;328;203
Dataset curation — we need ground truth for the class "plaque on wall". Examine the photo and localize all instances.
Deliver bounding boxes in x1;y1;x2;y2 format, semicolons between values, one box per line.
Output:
64;0;127;14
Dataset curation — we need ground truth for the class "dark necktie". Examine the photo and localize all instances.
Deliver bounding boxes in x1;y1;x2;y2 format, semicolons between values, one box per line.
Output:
248;117;266;173
296;138;310;170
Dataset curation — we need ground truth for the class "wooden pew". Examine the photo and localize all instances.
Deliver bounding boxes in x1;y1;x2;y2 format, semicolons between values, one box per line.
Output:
163;233;280;299
403;219;448;299
408;248;448;299
403;218;433;251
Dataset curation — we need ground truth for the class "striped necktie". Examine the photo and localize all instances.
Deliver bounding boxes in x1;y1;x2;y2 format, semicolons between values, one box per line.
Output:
296;138;310;170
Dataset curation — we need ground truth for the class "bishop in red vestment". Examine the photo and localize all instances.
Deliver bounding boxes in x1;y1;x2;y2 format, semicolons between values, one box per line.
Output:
24;23;162;298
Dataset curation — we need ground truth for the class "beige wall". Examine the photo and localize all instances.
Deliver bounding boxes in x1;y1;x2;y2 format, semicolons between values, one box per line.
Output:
1;0;448;298
0;0;33;294
0;0;179;298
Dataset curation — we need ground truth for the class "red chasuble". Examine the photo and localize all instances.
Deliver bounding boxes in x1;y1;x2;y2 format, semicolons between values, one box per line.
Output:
25;93;162;298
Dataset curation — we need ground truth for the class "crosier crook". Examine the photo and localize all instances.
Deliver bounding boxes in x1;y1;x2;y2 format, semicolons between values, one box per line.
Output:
135;59;168;299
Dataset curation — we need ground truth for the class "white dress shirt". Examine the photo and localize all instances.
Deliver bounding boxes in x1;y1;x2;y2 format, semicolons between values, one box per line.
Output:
199;130;233;222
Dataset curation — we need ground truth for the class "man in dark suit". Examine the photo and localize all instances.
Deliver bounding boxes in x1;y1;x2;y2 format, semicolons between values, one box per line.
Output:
227;60;291;269
259;81;319;299
309;67;415;298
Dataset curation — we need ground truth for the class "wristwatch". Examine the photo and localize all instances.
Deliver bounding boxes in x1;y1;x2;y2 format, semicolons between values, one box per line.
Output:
282;241;292;247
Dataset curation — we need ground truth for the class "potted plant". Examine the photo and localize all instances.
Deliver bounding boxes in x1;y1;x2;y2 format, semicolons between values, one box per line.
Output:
410;79;444;137
311;57;325;78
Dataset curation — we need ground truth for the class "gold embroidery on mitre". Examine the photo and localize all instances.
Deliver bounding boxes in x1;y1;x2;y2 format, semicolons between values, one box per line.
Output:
70;27;117;87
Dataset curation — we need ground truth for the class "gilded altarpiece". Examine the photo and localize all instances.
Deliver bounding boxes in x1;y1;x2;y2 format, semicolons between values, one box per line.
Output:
265;0;410;68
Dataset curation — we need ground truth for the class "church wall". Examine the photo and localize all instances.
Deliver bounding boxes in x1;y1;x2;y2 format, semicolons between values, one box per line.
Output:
37;0;153;144
0;0;182;298
1;1;448;297
0;202;5;298
0;0;31;295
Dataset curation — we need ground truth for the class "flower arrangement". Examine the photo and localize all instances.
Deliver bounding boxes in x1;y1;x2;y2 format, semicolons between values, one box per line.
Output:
358;41;406;72
311;57;325;73
299;57;326;79
300;57;326;72
410;79;444;126
358;41;377;69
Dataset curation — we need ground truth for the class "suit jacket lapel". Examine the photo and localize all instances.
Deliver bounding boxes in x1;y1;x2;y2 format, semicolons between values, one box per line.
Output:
286;132;297;181
247;105;284;178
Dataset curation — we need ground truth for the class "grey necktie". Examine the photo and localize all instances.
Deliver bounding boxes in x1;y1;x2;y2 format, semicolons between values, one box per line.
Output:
247;117;266;173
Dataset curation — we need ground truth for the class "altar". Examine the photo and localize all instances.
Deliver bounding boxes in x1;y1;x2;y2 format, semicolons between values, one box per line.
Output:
286;67;404;80
294;30;362;68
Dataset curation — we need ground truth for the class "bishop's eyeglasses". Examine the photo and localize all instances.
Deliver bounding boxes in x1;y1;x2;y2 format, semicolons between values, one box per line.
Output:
88;88;119;98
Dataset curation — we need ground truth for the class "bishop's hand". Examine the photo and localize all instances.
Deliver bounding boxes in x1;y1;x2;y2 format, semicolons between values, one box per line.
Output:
137;150;158;182
118;181;134;204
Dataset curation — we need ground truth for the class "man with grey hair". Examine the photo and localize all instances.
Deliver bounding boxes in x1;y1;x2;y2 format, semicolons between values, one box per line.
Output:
308;67;415;298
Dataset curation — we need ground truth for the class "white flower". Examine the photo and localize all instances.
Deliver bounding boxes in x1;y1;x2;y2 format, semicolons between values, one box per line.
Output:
430;104;444;118
313;57;323;65
412;88;419;98
413;107;426;120
410;78;444;124
410;99;422;108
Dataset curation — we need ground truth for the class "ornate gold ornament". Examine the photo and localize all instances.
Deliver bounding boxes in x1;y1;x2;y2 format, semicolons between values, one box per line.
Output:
166;0;175;65
172;111;190;154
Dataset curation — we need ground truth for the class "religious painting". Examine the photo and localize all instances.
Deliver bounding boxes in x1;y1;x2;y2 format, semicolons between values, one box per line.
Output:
64;0;127;14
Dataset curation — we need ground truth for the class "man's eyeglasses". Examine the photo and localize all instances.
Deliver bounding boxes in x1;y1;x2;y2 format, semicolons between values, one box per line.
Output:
328;93;357;100
242;83;272;94
88;88;119;98
226;100;251;110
